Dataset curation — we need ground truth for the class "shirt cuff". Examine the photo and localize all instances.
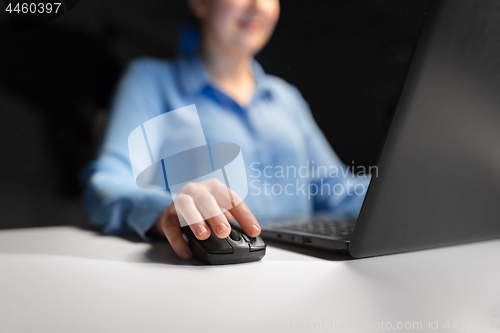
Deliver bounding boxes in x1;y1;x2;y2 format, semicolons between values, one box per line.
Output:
127;190;172;240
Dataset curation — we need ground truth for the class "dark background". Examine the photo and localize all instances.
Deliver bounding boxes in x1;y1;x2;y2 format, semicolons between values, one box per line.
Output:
0;0;432;230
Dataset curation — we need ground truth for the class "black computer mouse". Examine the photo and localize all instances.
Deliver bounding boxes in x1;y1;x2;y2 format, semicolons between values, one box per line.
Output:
181;220;266;265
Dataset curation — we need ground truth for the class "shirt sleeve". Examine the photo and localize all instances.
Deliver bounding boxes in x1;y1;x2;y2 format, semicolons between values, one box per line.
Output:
289;86;371;219
81;59;173;239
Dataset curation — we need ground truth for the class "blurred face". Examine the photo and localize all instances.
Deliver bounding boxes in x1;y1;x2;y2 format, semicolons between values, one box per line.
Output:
190;0;280;55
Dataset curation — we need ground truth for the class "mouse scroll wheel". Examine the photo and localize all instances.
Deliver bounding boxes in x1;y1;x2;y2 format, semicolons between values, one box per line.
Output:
229;229;241;241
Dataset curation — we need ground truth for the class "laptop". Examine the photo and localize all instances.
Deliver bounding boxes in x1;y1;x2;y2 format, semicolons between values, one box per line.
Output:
260;0;500;258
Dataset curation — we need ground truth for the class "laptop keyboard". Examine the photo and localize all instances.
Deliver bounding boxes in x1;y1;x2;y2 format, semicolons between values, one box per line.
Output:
268;219;355;237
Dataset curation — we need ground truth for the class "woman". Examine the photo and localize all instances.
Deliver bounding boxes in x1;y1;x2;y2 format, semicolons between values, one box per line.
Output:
82;0;369;260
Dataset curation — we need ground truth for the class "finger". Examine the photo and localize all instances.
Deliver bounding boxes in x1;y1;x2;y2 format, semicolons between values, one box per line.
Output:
160;209;192;260
192;189;230;238
203;179;233;210
205;179;260;237
174;194;210;240
229;199;261;237
188;222;211;240
223;210;236;221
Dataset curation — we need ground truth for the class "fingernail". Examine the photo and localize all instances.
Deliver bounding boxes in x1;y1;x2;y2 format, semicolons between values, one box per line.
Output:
217;223;228;234
196;225;207;236
251;225;260;234
181;251;191;260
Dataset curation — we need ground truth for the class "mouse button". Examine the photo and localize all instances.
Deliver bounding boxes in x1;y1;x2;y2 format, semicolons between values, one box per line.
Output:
181;225;195;237
183;227;231;254
249;236;266;252
241;234;250;243
229;229;241;241
203;232;234;254
225;235;249;251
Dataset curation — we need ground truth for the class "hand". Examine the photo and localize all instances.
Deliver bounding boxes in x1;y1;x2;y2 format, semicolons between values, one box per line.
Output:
150;178;261;260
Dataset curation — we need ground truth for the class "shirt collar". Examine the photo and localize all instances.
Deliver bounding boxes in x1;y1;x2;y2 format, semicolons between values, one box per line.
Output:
178;53;210;96
178;52;273;98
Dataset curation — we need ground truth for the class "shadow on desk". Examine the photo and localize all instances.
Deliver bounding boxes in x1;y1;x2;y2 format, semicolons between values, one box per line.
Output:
87;226;354;264
83;226;208;266
263;239;354;261
144;241;205;266
112;227;355;263
0;225;352;265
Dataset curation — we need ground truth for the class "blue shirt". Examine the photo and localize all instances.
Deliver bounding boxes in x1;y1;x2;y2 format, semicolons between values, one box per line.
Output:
81;53;370;239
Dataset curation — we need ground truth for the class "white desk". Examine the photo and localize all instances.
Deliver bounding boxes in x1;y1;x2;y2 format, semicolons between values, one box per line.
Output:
0;227;499;332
